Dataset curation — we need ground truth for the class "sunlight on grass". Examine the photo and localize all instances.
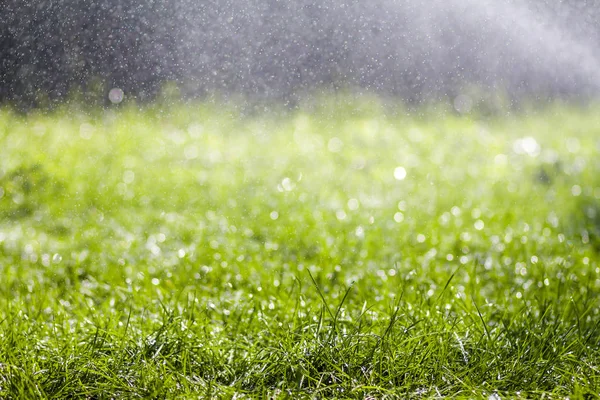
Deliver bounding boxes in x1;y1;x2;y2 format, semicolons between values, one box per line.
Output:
1;102;600;397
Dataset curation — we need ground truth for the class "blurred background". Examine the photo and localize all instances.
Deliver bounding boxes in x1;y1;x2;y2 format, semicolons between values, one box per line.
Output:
2;0;600;108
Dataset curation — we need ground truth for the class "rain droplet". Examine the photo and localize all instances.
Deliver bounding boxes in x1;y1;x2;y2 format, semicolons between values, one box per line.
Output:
453;94;473;114
108;88;124;104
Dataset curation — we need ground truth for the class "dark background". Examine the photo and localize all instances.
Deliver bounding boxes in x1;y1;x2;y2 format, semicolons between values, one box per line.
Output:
2;0;600;107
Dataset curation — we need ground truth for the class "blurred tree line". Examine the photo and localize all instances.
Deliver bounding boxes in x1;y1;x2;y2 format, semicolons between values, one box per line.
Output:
1;0;599;107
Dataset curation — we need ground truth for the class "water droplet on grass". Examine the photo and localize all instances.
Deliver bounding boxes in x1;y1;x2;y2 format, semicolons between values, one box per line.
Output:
439;212;451;225
394;212;404;223
355;226;364;238
394;166;407;180
513;137;540;157
281;177;294;191
123;170;135;184
347;198;359;210
327;137;343;153
336;210;347;220
12;193;24;205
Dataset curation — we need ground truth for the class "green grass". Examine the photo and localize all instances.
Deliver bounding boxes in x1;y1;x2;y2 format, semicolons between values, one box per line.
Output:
1;100;600;398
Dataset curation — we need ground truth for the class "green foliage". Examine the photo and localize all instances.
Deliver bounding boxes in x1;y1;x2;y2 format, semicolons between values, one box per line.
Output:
1;102;600;398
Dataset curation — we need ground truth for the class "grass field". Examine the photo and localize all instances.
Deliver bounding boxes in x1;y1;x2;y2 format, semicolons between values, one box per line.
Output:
1;100;600;398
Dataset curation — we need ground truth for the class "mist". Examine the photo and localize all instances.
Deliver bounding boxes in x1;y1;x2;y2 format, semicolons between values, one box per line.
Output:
2;0;600;105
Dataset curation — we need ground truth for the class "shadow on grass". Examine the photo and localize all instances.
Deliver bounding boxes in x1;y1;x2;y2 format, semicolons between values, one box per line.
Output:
0;163;62;221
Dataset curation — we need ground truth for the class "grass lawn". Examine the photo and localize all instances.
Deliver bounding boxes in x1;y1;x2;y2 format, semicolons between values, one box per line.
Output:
1;100;600;398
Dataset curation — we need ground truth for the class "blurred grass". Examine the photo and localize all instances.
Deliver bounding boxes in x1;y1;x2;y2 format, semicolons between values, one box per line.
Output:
1;100;600;398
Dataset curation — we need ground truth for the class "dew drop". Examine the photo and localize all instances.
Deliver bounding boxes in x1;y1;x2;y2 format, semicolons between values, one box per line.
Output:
394;166;407;181
474;220;484;230
394;212;404;223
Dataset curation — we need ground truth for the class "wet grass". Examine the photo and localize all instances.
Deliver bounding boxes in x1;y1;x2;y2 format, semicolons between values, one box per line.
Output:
1;101;600;398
